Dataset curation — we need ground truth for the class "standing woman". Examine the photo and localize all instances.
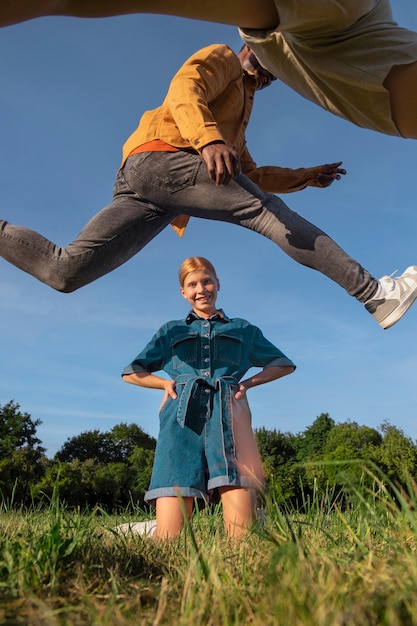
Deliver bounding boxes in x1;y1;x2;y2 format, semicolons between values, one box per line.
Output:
122;257;295;540
2;0;417;138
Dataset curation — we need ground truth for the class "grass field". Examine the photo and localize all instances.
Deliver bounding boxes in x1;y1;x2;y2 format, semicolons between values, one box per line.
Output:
1;469;417;625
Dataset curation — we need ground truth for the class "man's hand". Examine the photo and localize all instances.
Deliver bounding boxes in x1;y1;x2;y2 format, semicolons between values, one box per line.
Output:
315;161;347;187
201;142;240;186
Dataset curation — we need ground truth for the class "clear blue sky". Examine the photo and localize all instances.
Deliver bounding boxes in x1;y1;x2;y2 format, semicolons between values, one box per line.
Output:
1;4;416;457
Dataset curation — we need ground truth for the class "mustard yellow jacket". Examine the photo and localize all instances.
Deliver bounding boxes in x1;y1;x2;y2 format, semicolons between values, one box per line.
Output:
122;44;327;194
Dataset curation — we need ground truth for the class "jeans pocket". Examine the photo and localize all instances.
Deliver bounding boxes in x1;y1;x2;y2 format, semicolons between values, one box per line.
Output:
126;151;201;194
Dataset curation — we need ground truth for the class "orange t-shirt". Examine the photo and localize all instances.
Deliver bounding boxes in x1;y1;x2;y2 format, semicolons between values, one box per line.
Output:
128;139;179;156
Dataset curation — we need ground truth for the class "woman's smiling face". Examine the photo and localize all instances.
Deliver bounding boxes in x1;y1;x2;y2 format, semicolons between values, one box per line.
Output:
180;269;220;318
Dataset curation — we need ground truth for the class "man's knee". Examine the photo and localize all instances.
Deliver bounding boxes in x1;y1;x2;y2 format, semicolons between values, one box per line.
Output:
44;272;83;293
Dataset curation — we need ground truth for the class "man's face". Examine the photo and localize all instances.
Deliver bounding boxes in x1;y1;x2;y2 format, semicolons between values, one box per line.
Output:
239;45;277;90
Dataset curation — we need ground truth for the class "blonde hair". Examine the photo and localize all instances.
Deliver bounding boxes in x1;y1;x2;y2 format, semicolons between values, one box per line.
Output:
178;257;218;287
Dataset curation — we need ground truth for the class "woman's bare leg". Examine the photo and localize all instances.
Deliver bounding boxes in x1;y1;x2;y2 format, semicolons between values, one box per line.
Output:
220;486;257;540
0;0;279;29
154;496;193;539
384;61;417;139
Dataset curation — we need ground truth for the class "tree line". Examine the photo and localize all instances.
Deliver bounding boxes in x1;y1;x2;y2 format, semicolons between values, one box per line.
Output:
1;400;416;511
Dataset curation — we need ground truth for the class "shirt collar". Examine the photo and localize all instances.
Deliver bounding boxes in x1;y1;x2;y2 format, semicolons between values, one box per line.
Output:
243;70;258;92
185;308;231;325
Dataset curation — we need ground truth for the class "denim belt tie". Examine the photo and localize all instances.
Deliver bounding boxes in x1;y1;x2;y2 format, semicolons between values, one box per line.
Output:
174;374;239;428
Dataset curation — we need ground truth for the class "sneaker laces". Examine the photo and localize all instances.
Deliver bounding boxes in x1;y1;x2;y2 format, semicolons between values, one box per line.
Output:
381;269;399;293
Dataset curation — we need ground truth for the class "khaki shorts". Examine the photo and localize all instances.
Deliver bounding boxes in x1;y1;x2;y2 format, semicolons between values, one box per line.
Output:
240;0;417;135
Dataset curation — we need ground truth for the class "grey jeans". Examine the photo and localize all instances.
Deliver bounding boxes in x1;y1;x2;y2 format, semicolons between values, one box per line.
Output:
0;151;377;300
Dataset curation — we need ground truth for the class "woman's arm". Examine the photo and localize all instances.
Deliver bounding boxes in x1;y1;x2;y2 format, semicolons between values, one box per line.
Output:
236;365;295;399
123;372;178;405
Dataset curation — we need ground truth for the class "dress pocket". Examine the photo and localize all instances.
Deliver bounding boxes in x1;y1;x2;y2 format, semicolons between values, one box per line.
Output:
171;332;199;370
214;331;243;366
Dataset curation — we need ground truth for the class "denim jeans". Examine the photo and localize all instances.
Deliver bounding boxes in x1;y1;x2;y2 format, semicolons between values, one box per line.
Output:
0;150;377;300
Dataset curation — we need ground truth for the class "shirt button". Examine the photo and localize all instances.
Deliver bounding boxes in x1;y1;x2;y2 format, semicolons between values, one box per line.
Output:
204;358;209;362
203;372;209;377
204;388;210;394
204;345;209;349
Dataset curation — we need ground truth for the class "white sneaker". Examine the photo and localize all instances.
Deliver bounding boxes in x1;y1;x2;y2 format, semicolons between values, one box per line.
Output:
113;520;157;537
365;266;417;329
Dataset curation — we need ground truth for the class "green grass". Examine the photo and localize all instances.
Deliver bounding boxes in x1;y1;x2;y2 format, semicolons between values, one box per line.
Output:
1;468;417;625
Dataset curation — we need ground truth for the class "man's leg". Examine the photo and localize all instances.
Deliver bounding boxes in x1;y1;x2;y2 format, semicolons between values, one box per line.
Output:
0;0;61;27
232;174;417;328
0;168;173;292
235;174;378;303
0;0;278;28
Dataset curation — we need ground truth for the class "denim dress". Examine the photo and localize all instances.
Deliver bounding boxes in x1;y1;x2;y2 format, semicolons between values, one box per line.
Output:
122;310;295;503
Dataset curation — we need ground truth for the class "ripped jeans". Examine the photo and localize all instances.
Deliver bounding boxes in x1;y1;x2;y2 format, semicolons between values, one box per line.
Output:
0;150;377;300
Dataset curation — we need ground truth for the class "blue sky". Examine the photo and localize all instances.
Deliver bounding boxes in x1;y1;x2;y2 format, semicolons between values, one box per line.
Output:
1;3;417;457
